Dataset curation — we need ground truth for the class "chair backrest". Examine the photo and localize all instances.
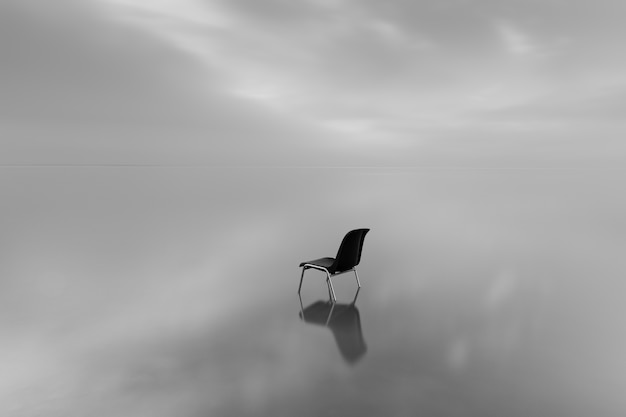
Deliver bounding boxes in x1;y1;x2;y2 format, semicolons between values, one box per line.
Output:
331;228;369;274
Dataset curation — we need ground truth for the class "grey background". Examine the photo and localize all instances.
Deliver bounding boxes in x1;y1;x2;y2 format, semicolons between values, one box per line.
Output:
2;1;626;416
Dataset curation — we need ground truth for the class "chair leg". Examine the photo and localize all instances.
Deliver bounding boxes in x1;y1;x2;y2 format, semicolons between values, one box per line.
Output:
298;293;305;320
326;278;333;301
354;268;362;288
326;272;337;302
325;302;336;326
298;267;306;294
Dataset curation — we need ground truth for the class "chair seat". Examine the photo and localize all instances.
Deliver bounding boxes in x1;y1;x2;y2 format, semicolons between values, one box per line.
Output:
299;257;335;269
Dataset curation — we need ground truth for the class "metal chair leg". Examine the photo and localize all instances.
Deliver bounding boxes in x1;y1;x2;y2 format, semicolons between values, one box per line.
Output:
327;272;337;302
325;302;336;326
351;287;361;305
326;278;333;300
298;267;306;294
298;293;305;320
354;268;362;288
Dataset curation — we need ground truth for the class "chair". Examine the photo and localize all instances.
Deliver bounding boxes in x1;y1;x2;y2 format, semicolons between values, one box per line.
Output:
298;228;369;302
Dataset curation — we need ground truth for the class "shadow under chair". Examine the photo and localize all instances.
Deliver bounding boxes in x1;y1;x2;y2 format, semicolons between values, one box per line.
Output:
299;289;367;364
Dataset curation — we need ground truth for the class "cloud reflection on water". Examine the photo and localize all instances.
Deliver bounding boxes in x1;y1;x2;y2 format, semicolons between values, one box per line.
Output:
2;167;626;415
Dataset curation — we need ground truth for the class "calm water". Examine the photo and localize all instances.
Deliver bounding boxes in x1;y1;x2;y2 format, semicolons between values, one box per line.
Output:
1;167;625;416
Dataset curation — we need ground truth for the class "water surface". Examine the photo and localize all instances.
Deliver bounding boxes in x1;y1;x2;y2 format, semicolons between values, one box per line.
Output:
1;167;625;416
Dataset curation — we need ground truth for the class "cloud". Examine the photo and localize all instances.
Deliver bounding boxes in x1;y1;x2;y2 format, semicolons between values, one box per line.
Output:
0;0;349;165
3;0;626;166
496;20;534;56
155;0;626;129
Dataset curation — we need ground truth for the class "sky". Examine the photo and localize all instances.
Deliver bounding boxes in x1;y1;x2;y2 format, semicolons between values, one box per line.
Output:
2;0;626;166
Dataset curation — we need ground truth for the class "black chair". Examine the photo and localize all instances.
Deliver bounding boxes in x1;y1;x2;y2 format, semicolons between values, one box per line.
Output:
298;228;369;302
298;290;367;364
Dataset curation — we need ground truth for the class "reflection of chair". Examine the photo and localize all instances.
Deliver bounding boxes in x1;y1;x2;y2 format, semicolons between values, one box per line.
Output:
298;229;369;302
299;290;367;364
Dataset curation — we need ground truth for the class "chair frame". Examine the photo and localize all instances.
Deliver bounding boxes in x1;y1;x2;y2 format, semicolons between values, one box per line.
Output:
298;264;362;303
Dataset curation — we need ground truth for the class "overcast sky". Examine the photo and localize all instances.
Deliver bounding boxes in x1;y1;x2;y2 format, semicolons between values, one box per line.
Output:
2;0;626;166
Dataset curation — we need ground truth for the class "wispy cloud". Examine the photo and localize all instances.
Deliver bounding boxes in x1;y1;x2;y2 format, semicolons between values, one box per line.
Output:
2;0;626;165
496;20;534;56
94;0;626;123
